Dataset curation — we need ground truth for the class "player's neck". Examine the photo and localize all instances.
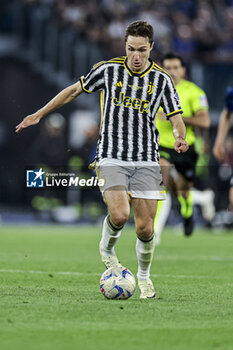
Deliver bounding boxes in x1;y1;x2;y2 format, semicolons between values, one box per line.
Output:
142;60;151;72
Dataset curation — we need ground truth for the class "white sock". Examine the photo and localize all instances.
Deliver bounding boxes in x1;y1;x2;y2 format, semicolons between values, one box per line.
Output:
192;189;206;205
136;235;156;280
192;189;215;221
99;216;123;256
154;194;172;245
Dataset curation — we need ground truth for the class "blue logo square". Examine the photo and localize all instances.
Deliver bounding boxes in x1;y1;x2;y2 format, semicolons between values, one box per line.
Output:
26;169;45;188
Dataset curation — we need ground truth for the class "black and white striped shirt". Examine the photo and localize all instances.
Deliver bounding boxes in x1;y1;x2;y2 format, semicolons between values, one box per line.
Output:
80;56;182;163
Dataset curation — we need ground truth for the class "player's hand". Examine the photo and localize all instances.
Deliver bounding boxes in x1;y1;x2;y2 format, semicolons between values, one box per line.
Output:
213;141;225;162
15;112;41;133
174;137;189;153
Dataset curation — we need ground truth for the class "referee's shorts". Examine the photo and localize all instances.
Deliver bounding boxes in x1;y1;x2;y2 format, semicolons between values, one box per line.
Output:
159;145;198;182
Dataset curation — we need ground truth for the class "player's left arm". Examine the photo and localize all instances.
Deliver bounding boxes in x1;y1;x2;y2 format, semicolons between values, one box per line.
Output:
182;109;210;128
161;76;189;153
169;114;189;153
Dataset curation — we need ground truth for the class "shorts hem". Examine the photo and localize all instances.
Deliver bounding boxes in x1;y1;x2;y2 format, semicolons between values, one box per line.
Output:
128;191;166;200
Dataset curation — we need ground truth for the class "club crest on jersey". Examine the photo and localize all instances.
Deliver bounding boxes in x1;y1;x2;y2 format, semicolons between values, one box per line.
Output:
113;92;150;114
147;82;154;95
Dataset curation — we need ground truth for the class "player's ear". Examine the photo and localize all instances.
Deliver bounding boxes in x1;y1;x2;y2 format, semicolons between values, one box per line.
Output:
150;41;154;51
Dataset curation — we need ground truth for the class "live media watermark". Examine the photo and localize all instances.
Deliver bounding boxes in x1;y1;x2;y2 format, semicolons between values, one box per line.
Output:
25;164;233;191
26;168;104;189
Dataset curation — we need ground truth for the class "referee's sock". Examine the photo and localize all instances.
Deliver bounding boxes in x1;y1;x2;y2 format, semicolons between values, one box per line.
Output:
178;192;193;218
178;192;194;236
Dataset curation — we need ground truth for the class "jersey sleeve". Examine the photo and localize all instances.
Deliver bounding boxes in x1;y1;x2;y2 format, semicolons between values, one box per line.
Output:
160;75;183;119
190;86;209;113
80;61;105;94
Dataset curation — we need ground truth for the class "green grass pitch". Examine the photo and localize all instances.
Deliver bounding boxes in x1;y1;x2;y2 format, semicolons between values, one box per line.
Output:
0;225;233;350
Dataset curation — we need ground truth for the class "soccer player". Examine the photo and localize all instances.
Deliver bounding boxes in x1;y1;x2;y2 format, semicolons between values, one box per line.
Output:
16;21;189;299
155;53;210;243
213;86;233;210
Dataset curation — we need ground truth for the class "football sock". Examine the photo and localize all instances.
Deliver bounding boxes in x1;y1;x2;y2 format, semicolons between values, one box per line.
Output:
100;215;124;256
178;192;193;218
192;189;215;221
136;235;155;280
154;194;172;245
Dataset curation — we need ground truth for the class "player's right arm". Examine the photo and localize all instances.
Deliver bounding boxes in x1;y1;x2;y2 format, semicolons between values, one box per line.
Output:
16;81;83;133
169;113;189;153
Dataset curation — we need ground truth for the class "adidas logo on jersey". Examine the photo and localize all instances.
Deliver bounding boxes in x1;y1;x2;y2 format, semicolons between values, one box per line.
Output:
114;81;123;87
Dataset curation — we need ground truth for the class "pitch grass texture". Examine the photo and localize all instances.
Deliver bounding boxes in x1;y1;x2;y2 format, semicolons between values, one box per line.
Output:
0;225;233;350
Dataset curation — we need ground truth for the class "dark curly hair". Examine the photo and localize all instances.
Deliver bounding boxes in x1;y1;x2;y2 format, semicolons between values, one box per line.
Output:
161;52;185;67
125;21;154;46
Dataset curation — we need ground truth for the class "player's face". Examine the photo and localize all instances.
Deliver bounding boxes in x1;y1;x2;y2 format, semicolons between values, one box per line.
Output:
126;35;153;72
162;58;185;85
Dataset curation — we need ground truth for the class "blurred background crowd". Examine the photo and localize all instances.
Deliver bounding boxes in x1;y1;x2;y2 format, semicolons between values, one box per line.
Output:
2;0;233;63
0;0;233;227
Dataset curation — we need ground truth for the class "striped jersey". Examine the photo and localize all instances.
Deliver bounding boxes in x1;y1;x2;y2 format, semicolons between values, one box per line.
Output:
80;56;182;163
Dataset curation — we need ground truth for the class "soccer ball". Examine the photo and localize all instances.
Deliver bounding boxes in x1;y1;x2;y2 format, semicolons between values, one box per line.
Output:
100;266;136;300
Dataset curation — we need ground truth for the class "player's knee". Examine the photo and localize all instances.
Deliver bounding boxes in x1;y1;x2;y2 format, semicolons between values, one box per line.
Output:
136;223;154;240
111;210;129;227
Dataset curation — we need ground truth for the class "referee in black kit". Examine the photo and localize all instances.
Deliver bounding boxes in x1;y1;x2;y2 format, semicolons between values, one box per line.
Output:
16;21;189;299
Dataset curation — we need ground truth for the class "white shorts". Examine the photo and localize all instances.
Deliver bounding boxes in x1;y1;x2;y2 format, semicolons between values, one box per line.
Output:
96;158;166;200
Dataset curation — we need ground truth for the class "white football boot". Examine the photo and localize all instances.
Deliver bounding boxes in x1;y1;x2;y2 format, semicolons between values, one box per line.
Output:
138;279;156;299
99;243;122;269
